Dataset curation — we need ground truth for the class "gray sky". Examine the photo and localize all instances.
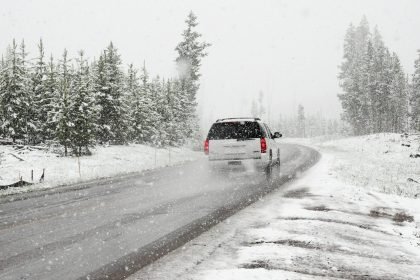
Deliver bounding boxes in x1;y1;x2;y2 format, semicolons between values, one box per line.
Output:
2;0;420;129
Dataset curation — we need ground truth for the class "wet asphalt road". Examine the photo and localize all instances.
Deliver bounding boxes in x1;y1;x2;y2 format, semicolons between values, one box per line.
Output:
0;144;319;280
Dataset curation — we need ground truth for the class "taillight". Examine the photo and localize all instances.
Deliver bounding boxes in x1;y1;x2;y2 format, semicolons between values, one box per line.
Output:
260;138;267;153
204;139;209;155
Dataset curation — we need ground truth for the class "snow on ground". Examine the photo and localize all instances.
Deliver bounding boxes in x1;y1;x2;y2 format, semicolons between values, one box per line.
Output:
284;133;420;198
320;133;420;198
0;144;201;196
132;134;420;280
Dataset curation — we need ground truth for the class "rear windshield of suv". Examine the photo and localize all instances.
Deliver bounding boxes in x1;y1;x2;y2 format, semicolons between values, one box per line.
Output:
207;121;263;140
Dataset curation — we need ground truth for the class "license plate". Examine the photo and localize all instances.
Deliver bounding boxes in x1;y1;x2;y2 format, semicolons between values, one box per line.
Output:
225;147;243;154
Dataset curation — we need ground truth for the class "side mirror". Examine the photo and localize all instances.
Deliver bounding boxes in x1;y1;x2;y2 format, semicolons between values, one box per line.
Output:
273;132;282;138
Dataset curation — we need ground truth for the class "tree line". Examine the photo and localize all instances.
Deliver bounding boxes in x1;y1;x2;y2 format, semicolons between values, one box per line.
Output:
0;12;209;156
249;93;342;138
338;16;420;135
274;105;343;138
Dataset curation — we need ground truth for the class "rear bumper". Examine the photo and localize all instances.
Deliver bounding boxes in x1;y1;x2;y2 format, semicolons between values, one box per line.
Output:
208;154;270;172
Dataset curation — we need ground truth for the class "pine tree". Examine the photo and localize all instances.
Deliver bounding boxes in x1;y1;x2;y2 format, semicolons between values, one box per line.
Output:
362;39;375;133
171;78;188;145
371;28;388;133
125;64;139;142
381;49;394;132
163;79;180;146
32;39;50;142
45;55;58;140
412;50;420;131
95;42;128;144
54;49;73;156
135;63;159;144
19;40;36;143
153;77;169;146
338;23;362;134
93;52;107;142
0;40;32;142
389;54;407;132
71;50;96;155
175;11;210;140
0;55;4;137
297;104;305;137
354;16;371;135
149;75;164;146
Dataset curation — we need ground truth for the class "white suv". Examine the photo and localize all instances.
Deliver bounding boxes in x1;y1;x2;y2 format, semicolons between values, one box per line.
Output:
204;118;282;175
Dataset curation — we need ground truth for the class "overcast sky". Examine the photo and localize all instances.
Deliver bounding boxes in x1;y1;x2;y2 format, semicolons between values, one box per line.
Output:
1;0;420;128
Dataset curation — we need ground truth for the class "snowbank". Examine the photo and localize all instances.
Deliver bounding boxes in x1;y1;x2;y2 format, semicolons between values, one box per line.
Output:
0;144;202;196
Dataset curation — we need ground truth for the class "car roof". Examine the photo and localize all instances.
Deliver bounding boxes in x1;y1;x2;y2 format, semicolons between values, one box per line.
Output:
215;117;261;123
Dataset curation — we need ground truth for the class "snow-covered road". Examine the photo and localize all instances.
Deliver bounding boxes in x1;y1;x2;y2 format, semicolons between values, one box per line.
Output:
0;144;318;280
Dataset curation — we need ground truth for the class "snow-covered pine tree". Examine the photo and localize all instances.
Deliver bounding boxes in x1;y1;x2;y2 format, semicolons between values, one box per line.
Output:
338;23;361;134
381;49;394;132
54;49;73;156
389;53;408;132
339;17;374;135
176;77;196;141
360;39;375;133
162;79;178;146
0;40;32;143
95;42;128;144
175;11;210;140
134;63;159;145
0;55;4;137
93;52;107;142
412;50;420;131
339;17;408;135
297;104;305;137
70;50;96;156
370;28;388;133
171;78;189;145
19;40;36;143
167;78;185;145
32;39;50;142
404;75;411;132
155;77;179;147
45;54;58;140
125;64;139;142
149;75;164;146
353;17;371;135
0;55;5;69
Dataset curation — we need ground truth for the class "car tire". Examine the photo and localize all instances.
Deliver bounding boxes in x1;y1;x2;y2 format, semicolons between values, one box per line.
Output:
265;151;274;184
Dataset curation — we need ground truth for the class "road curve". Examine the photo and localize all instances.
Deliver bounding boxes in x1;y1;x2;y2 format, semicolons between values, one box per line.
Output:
0;144;319;280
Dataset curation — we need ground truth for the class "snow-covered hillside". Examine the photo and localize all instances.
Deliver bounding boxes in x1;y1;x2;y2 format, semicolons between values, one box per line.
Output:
132;134;420;280
0;144;202;196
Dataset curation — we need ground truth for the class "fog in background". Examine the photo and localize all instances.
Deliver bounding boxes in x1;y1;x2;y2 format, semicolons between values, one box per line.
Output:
1;0;420;130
